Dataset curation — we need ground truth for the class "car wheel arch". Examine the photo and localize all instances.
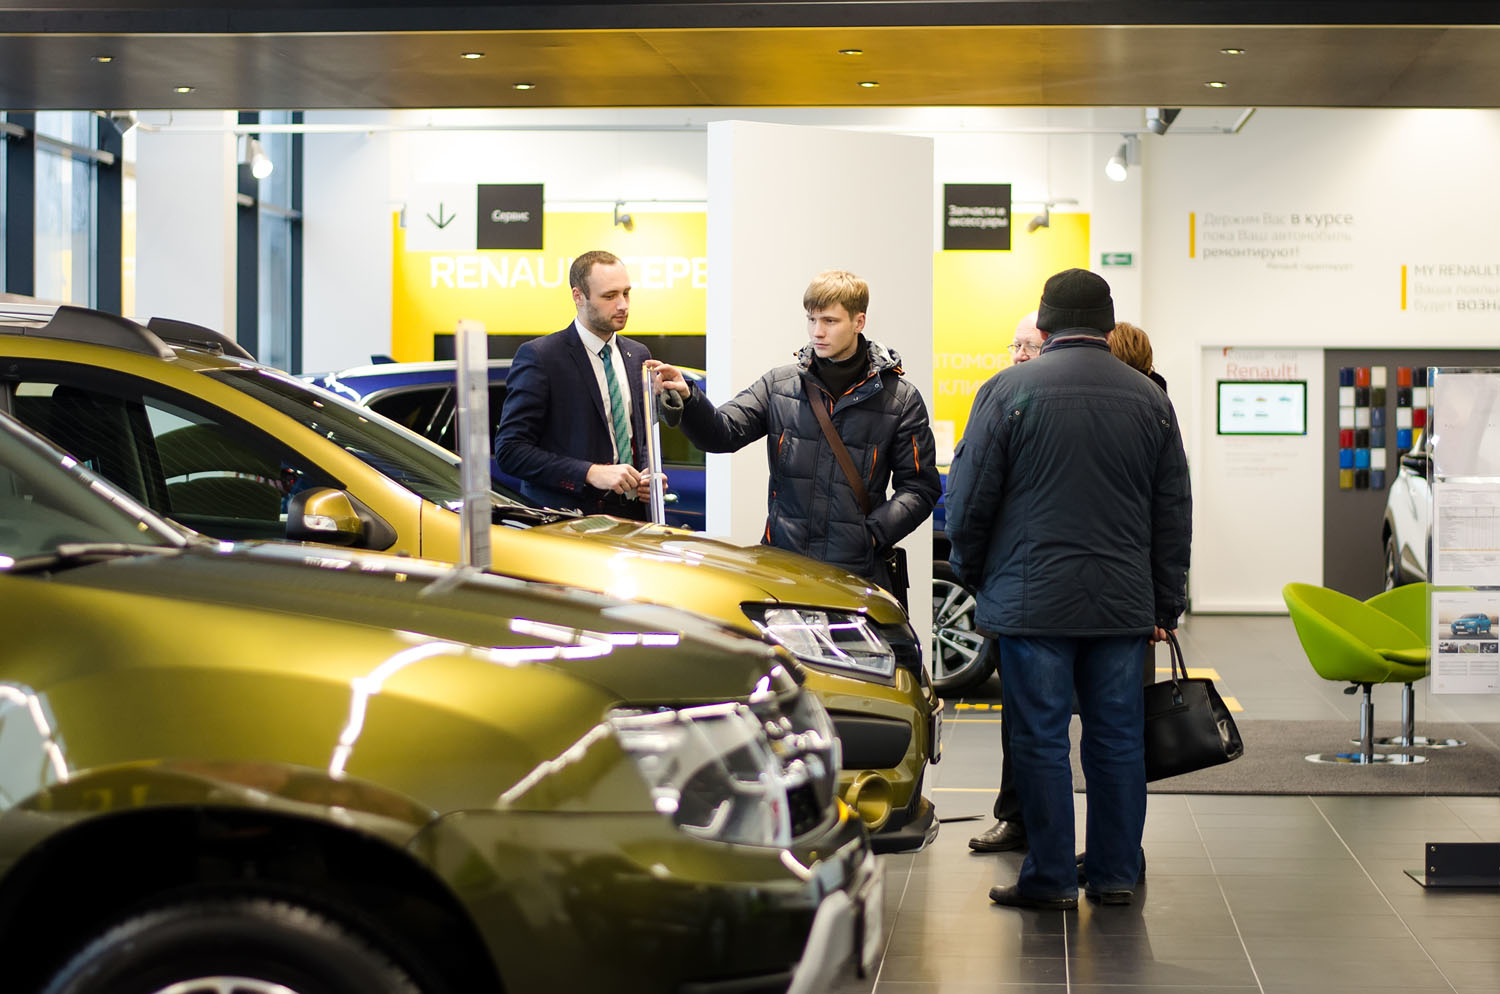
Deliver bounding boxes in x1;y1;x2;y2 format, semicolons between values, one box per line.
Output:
0;806;501;994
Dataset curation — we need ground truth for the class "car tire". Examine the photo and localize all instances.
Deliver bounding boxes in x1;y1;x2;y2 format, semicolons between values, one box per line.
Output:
931;561;995;696
42;897;424;994
1383;532;1404;591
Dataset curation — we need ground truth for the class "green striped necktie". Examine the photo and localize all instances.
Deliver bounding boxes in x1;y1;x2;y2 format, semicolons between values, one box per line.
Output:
599;342;632;465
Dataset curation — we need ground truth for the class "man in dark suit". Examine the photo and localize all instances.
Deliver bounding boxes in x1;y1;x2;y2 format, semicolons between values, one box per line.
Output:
494;249;658;520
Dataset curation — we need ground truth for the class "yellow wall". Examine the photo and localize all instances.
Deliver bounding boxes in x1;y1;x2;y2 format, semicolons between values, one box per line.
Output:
391;208;1090;453
932;212;1091;456
391;211;706;360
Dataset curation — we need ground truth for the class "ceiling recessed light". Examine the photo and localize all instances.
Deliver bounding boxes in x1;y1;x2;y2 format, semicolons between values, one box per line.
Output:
857;80;879;88
91;55;113;64
460;52;484;60
173;85;195;94
1220;47;1246;56
1204;80;1228;89
512;82;536;91
838;49;864;56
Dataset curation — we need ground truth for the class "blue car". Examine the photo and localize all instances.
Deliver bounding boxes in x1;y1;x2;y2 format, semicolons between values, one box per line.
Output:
314;359;994;695
310;358;707;530
1450;612;1493;636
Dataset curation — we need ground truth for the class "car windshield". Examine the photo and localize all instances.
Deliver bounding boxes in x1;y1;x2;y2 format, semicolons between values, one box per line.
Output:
207;367;527;510
0;412;186;563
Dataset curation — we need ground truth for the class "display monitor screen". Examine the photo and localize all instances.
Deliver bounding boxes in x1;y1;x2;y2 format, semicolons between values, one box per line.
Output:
1216;380;1307;435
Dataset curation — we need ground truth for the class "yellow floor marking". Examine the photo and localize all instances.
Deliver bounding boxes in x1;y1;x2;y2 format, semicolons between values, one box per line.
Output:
1223;696;1243;713
1156;667;1221;680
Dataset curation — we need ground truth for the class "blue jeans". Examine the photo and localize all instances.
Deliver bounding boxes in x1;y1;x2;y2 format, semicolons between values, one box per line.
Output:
997;635;1147;897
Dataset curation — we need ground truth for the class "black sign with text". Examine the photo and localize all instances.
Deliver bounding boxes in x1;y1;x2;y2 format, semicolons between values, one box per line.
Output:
477;183;544;249
943;183;1011;251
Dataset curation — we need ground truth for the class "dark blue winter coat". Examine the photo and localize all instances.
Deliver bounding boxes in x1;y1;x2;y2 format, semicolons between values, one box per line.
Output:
946;331;1191;636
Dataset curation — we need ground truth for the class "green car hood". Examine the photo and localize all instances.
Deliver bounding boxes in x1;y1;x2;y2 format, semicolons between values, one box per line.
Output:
5;545;794;817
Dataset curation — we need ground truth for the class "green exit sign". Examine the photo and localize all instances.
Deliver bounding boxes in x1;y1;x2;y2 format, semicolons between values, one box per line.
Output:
1100;252;1134;267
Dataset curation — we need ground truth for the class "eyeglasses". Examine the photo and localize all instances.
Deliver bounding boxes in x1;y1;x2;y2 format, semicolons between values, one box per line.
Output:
1007;342;1042;357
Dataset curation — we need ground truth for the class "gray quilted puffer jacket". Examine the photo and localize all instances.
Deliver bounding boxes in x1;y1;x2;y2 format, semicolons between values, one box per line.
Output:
679;339;941;584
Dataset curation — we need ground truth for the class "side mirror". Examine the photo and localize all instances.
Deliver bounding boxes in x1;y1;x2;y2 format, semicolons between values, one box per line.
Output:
286;488;364;546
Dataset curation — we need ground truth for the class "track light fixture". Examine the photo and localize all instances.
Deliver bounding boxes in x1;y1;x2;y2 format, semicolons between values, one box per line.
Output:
613;200;634;231
1026;206;1050;233
242;136;274;180
1104;135;1139;182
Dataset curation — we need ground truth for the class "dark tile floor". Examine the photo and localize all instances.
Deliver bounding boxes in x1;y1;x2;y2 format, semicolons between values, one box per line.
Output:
836;614;1500;994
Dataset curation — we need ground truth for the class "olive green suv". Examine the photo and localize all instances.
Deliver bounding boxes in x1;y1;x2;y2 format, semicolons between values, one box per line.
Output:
0;306;939;850
0;407;882;994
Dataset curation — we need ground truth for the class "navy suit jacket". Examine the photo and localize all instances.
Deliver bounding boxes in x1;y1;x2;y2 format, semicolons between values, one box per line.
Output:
494;324;652;518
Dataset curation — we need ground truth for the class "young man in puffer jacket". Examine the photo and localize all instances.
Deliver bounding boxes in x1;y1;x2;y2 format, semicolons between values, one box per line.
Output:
652;270;940;599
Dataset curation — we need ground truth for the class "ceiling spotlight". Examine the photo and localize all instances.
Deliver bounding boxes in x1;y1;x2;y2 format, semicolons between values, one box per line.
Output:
1220;47;1247;55
512;82;536;90
1205;80;1229;89
243;136;274;180
613;201;634;232
857;80;879;88
460;51;484;60
91;55;113;64
1105;144;1129;182
1105;135;1139;182
838;48;864;56
173;85;195;94
1027;206;1051;233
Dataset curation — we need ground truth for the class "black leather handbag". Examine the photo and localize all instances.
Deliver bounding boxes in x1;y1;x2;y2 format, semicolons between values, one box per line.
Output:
1144;632;1244;781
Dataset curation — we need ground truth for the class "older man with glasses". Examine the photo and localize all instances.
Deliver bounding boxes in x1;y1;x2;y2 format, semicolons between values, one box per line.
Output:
968;308;1045;855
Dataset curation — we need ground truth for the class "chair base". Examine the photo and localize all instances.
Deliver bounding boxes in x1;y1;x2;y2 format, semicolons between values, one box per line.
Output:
1306;751;1426;765
1361;735;1466;749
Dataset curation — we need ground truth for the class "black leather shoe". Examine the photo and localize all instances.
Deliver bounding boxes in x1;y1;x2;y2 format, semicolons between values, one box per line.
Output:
1076;849;1147;885
969;820;1029;853
1084;888;1133;906
989;885;1077;910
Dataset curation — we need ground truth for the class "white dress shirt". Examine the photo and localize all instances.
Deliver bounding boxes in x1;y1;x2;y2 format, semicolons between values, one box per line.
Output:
574;319;633;463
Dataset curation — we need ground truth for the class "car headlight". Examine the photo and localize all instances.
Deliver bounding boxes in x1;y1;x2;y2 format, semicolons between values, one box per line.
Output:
743;605;897;679
609;703;791;848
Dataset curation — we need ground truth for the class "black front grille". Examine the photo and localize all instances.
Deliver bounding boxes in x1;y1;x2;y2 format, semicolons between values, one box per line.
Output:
786;783;823;838
832;713;913;770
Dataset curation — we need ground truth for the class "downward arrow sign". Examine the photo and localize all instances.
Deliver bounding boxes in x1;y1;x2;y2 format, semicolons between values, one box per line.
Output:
426;202;456;229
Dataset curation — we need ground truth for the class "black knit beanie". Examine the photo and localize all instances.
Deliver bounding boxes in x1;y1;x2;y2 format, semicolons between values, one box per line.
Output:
1035;268;1115;333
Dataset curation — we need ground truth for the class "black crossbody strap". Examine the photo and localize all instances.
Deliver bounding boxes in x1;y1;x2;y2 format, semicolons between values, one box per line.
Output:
804;378;873;516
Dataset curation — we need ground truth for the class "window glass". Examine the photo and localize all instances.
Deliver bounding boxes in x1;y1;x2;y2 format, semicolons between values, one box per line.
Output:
0;417;180;563
121;124;137;317
34;112;96;305
9;366;334;541
212;367;527;508
258;210;292;369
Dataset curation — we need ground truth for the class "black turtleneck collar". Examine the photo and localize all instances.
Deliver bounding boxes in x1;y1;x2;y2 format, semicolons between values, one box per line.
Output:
813;335;870;397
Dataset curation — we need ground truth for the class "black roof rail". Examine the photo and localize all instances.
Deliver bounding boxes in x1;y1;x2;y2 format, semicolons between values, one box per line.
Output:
146;317;254;361
24;306;176;359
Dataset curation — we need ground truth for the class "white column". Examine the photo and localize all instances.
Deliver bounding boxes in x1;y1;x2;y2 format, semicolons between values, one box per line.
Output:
706;120;935;653
133;111;237;336
302;110;397;372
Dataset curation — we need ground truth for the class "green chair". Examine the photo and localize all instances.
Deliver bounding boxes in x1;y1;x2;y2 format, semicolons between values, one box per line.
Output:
1363;584;1465;750
1282;582;1428;765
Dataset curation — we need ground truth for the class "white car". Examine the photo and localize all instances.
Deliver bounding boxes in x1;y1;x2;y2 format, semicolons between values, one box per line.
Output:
1382;429;1430;589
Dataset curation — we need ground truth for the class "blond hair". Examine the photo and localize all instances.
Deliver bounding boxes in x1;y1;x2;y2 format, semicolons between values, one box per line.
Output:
1109;321;1154;376
803;270;869;318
